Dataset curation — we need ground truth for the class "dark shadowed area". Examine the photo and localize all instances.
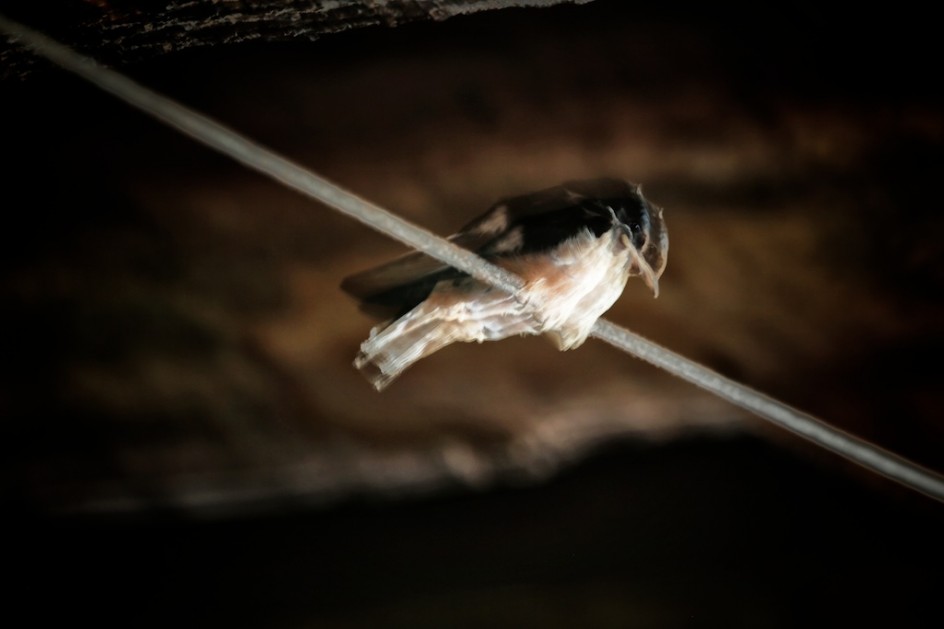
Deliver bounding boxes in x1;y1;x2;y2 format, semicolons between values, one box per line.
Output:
2;1;943;626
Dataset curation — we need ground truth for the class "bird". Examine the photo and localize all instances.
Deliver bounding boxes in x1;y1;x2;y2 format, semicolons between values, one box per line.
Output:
341;178;669;390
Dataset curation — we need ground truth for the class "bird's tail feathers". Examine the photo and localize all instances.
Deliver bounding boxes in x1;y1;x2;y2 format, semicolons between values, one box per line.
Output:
355;312;459;391
355;289;543;389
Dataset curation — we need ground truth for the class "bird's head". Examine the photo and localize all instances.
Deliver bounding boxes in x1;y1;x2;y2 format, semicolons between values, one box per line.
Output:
580;180;668;298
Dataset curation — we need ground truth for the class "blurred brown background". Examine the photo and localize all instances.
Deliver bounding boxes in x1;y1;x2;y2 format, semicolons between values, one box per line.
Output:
2;1;943;626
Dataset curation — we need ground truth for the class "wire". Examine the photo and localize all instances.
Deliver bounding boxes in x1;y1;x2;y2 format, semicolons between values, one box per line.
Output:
591;320;944;500
3;13;943;503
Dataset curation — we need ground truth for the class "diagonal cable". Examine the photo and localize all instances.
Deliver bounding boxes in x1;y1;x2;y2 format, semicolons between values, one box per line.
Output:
3;13;942;502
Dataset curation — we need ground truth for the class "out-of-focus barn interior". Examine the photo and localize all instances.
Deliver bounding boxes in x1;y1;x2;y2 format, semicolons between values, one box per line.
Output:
2;1;942;626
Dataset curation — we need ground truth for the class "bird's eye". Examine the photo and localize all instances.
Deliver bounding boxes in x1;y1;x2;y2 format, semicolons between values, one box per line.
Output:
630;223;642;234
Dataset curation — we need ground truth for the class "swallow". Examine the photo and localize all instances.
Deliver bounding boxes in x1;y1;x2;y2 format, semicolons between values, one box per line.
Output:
342;178;668;390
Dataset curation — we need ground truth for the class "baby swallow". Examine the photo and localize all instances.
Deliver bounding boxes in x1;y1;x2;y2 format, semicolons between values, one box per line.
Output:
342;178;669;390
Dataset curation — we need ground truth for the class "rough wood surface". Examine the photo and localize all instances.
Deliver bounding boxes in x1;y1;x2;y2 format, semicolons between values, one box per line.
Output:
1;0;591;79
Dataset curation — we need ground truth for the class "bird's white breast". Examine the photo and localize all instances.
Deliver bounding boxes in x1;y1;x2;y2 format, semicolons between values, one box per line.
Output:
502;228;632;350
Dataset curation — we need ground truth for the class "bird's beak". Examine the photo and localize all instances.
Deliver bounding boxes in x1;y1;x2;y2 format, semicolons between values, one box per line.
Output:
640;260;660;298
636;249;660;298
622;228;661;299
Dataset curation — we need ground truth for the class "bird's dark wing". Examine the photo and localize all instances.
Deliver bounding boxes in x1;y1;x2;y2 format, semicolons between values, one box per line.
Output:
342;178;634;317
467;178;641;256
340;247;464;318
